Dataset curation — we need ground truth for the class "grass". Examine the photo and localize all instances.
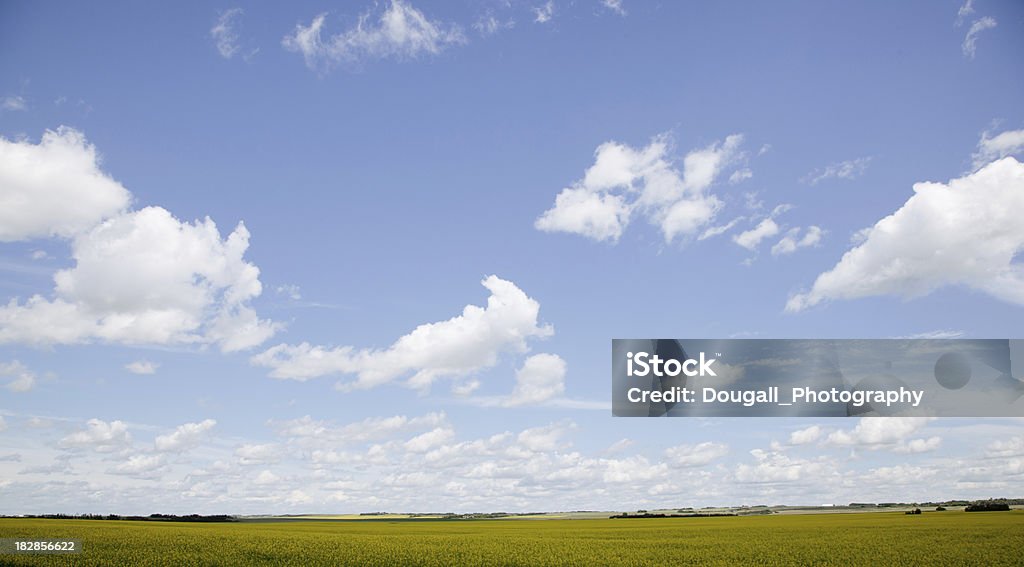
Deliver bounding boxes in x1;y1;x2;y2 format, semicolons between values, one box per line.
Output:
1;510;1021;566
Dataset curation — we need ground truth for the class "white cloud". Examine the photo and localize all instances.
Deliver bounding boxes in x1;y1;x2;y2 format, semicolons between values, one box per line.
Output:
273;412;447;447
516;421;573;452
664;442;728;467
735;449;833;483
274;284;302;300
111;454;166;476
803;157;871;185
60;419;132;452
733;218;779;251
601;0;626;16
211;8;243;59
235;443;282;465
0;128;131;242
973;128;1024;170
698;216;744;241
534;187;631;242
895;330;965;340
826;417;936;451
252;276;552;391
282;1;465;71
787;158;1024;312
404;427;456;452
1;95;27;112
536;135;744;243
957;0;975;22
125;360;158;375
533;2;555;23
154;419;216;452
893;436;942;454
729;168;753;184
962;16;996;59
253;470;281;485
987;435;1024;458
771;226;824;256
0;207;278;351
0;360;36;392
503;353;566;407
789;425;822;445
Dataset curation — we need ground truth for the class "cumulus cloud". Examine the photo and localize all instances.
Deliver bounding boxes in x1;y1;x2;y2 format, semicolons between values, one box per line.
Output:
282;1;465;71
124;360;158;375
663;442;728;467
536;135;744;243
735;449;834;483
962;16;996;59
154;419;216;452
826;417;938;452
802;157;871;185
787;158;1024;312
789;425;822;445
0;206;279;351
252;276;552;391
972;128;1024;170
771;226;824;256
0;128;131;242
111;454;166;476
0;360;36;392
733;218;779;251
211;8;244;59
60;419;132;452
503;353;566;407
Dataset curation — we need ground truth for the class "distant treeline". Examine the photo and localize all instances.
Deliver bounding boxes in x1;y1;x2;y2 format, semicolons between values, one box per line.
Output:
850;498;1022;509
13;514;237;522
610;513;737;519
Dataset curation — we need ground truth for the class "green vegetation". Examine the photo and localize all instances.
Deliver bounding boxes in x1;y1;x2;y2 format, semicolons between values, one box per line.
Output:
1;510;1022;566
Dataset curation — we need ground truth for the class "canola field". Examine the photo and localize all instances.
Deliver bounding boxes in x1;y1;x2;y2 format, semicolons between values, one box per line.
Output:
1;511;1022;566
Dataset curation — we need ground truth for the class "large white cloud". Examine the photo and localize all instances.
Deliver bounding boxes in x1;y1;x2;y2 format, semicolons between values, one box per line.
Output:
0;206;278;351
283;1;465;71
535;135;744;243
252;275;552;390
787;157;1024;311
0;128;131;242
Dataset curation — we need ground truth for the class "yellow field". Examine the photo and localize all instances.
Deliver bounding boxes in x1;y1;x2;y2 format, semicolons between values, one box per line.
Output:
1;511;1022;566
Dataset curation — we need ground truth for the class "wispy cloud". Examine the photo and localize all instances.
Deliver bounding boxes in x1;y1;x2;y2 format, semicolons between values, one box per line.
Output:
802;157;871;185
1;95;27;112
962;16;996;59
534;1;555;24
283;1;465;72
211;8;244;59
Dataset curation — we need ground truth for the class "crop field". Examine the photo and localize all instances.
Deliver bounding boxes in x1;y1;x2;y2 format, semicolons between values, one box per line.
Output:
1;511;1022;566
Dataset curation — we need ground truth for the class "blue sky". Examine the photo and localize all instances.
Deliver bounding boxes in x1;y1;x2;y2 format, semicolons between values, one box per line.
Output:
1;0;1023;514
